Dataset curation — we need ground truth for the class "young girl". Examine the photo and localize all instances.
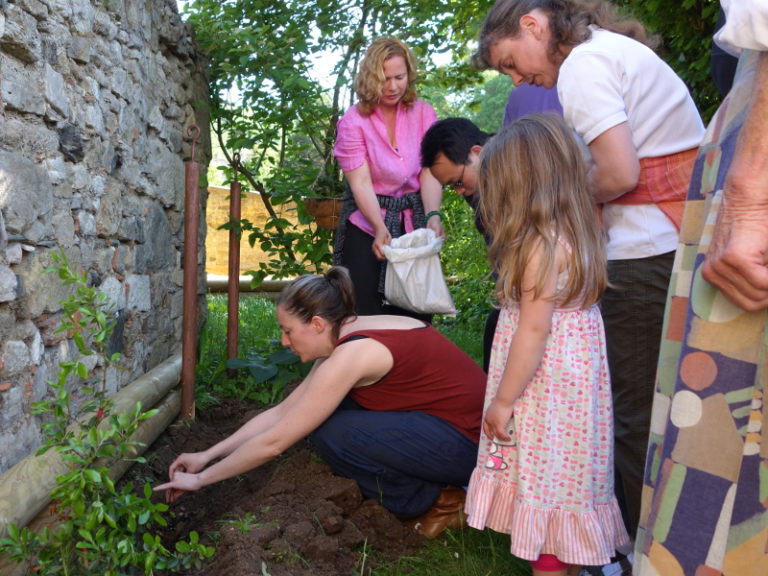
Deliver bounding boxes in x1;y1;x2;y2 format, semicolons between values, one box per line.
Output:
465;114;628;576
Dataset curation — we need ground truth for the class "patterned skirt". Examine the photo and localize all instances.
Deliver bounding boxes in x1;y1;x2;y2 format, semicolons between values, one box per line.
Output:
466;304;628;566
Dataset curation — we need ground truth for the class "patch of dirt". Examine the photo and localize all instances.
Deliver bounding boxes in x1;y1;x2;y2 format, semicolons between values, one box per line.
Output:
135;399;426;575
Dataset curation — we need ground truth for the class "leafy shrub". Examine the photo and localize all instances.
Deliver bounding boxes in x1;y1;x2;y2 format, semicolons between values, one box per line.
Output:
438;193;494;324
0;251;213;575
226;340;310;405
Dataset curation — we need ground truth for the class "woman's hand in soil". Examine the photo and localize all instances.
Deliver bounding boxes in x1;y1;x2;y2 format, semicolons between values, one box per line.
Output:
154;471;204;503
168;451;209;477
152;452;210;502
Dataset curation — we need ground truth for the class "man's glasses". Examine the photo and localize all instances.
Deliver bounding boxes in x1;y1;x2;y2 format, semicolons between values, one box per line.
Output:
442;163;466;191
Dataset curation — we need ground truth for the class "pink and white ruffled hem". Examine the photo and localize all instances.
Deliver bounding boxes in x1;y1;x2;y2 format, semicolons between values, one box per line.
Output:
466;470;629;567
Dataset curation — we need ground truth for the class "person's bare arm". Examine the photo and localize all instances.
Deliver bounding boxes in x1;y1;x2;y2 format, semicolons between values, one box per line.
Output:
419;167;444;238
345;162;390;260
702;52;768;311
588;122;641;203
170;359;325;471
155;338;393;499
483;243;558;442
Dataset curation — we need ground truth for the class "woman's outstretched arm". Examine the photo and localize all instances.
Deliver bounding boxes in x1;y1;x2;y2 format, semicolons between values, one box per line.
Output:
155;338;393;501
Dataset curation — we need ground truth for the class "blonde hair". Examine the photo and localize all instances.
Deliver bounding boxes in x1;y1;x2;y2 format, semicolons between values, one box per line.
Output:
354;37;418;116
473;0;659;70
478;114;607;308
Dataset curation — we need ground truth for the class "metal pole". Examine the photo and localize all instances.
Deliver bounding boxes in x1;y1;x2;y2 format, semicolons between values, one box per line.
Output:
181;125;201;419
227;155;242;372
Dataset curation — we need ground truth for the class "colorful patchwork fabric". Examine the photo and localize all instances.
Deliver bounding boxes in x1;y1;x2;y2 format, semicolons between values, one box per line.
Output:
634;50;768;576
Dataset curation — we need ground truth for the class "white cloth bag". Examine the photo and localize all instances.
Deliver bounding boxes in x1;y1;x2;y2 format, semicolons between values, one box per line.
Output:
381;228;456;315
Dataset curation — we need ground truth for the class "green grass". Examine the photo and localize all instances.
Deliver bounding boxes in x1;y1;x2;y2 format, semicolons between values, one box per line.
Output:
369;527;530;575
196;294;293;409
199;294;281;364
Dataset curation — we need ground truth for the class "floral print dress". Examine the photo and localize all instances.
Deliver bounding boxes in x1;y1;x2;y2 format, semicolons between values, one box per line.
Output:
465;265;629;566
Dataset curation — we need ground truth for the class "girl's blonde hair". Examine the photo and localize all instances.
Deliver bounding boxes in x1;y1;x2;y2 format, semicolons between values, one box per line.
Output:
473;0;659;71
478;113;607;308
354;37;418;116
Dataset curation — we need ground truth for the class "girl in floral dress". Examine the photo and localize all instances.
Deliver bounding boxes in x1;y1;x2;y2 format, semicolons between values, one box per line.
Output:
465;114;628;576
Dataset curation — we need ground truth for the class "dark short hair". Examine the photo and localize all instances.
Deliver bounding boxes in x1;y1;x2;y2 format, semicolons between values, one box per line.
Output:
421;118;493;168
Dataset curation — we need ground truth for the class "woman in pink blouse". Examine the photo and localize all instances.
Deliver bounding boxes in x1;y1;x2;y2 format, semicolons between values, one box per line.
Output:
333;37;443;317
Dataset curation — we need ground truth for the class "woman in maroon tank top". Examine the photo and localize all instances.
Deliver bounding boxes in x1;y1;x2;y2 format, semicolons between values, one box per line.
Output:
156;266;486;539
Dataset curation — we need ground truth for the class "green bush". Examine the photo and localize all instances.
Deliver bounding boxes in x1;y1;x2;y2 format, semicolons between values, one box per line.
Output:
433;193;494;366
0;252;213;575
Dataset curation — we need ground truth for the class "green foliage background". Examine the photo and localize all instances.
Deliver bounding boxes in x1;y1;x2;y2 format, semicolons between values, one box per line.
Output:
181;0;724;286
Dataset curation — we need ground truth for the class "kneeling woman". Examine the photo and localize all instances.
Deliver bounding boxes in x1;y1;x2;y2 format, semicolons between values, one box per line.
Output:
155;266;486;538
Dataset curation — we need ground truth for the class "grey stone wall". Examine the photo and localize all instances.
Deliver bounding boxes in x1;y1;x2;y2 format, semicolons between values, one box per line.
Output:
0;0;210;473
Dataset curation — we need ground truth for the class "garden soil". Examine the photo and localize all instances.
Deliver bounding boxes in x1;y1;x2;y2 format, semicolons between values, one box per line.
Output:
134;398;427;576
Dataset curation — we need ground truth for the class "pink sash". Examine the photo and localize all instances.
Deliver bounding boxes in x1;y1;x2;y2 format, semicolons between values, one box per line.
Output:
611;148;698;231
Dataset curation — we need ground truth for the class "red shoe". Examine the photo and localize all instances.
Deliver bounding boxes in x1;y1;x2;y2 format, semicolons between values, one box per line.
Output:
406;486;466;539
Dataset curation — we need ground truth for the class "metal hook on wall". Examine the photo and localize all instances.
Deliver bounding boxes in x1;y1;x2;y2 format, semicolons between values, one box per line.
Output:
186;124;201;162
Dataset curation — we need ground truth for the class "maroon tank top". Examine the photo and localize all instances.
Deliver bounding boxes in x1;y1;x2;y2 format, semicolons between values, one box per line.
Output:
339;325;485;443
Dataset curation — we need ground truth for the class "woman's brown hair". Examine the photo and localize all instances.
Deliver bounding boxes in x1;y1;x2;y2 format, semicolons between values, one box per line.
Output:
473;0;659;71
277;266;356;340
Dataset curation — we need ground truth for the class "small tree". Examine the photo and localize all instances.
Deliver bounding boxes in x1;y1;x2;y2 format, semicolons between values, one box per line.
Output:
0;251;213;575
182;0;480;284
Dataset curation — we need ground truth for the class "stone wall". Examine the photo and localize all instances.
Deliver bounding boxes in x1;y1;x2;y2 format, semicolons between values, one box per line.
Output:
0;0;210;473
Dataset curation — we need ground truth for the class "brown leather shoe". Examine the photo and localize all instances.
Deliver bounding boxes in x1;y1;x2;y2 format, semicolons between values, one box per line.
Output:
406;486;466;539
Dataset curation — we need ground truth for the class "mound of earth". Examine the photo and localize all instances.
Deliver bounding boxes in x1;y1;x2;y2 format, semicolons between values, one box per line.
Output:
137;399;426;576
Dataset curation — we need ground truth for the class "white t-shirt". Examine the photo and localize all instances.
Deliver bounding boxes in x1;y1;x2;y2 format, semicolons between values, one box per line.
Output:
716;0;768;54
558;28;705;260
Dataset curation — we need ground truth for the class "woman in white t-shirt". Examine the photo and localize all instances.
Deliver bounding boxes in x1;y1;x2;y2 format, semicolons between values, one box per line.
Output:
472;0;705;550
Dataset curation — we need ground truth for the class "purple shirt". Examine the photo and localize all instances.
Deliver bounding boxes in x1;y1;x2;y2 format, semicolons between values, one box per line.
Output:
334;100;437;235
503;84;563;126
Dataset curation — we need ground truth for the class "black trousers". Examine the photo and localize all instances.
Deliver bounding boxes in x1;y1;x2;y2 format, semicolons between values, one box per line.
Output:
601;250;675;539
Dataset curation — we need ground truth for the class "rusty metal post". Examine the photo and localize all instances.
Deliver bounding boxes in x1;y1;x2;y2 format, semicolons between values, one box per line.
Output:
181;125;201;419
227;155;242;372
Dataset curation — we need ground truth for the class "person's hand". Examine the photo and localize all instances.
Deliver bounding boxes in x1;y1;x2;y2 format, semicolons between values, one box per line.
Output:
426;216;445;239
168;452;209;478
482;398;514;443
154;471;205;503
371;227;392;260
701;192;768;311
154;452;209;503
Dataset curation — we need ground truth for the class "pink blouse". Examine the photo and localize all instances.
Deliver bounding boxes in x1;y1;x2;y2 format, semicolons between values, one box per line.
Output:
333;100;437;235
